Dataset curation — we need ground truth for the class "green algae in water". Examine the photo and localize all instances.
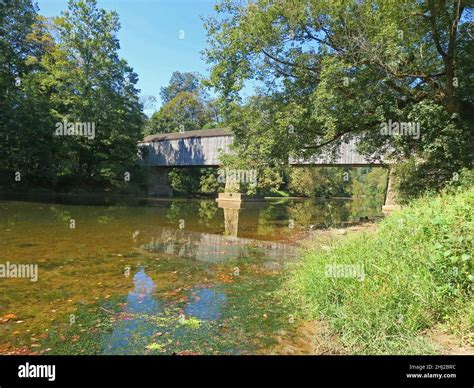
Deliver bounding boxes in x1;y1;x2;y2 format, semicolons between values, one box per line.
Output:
39;273;293;355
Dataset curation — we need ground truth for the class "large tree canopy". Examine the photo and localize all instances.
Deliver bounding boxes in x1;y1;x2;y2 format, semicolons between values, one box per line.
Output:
47;0;144;188
0;0;145;192
0;0;54;186
205;0;473;196
160;71;204;104
146;71;218;135
146;91;213;135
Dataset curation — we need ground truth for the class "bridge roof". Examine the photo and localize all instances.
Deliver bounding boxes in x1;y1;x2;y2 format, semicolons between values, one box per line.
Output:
140;128;233;143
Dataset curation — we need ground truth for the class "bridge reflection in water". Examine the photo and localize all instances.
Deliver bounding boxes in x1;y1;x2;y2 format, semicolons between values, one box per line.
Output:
141;201;297;264
141;228;296;263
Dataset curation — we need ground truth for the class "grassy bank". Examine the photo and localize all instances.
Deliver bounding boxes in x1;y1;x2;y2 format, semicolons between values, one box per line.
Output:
287;185;473;354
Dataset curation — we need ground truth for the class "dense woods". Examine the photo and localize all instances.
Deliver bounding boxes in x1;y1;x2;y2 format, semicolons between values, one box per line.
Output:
1;0;145;193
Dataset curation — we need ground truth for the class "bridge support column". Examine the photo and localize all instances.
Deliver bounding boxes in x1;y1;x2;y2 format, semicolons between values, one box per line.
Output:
217;178;255;202
382;167;402;214
218;201;241;237
148;167;173;197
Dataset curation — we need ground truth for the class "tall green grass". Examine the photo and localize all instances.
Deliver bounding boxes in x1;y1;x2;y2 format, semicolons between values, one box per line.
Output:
287;185;473;354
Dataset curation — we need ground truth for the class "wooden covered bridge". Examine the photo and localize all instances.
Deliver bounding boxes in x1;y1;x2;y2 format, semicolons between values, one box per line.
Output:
138;128;397;210
139;128;384;167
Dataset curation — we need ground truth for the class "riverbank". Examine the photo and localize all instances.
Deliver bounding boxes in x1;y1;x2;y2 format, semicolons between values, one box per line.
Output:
282;185;473;355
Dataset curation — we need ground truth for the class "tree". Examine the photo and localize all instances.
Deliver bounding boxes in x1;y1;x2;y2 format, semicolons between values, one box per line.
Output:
145;91;212;135
167;167;221;196
1;0;146;192
146;71;220;135
288;167;352;197
0;0;56;189
160;71;203;105
41;0;145;191
205;0;473;197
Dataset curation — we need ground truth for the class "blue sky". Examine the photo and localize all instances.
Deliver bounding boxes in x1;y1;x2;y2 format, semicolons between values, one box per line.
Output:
36;0;253;115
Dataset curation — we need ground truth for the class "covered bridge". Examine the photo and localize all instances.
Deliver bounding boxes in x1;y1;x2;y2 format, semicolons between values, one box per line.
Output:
139;128;384;168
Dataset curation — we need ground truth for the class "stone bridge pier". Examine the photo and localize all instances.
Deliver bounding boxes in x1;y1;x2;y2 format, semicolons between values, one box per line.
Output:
382;168;402;213
147;167;173;196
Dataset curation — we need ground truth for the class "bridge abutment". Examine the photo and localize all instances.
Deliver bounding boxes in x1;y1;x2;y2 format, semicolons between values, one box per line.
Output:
382;167;402;214
147;167;173;197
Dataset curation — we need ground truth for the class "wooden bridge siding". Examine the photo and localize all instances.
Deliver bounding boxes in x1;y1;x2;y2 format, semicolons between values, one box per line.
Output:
141;135;233;167
141;135;383;167
289;138;384;166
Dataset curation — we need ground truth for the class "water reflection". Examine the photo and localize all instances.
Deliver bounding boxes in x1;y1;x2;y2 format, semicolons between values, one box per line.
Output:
0;197;383;252
219;201;241;237
102;269;229;354
142;228;296;263
184;288;226;321
0;196;383;354
102;268;162;354
125;269;160;314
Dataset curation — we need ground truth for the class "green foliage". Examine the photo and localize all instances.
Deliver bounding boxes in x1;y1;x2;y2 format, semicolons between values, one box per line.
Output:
145;91;212;135
365;168;388;198
0;1;56;188
168;168;222;196
160;71;203;105
47;0;145;191
287;167;387;198
287;185;473;354
168;168;201;196
287;168;317;197
0;0;146;193
350;168;387;199
287;167;350;197
145;71;220;136
199;169;222;194
252;167;283;196
220;95;294;170
205;0;473;198
219;145;284;196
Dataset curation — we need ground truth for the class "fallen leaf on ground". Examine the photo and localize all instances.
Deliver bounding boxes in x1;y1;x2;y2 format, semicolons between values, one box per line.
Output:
0;314;16;323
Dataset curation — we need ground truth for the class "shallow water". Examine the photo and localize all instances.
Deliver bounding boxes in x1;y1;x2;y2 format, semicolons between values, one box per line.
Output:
0;197;382;354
